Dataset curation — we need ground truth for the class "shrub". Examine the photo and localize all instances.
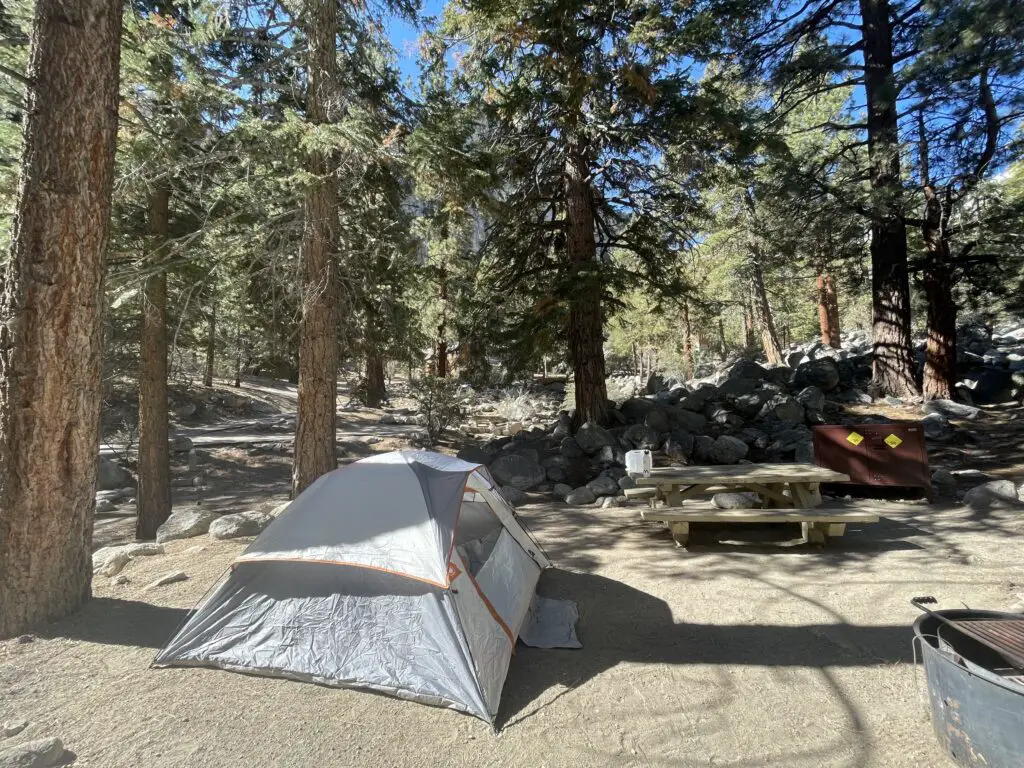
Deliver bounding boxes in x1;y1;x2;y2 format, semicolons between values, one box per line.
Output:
494;387;536;423
410;376;464;445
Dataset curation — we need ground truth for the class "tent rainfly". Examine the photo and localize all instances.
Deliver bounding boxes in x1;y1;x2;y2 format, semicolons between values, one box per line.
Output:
154;450;551;724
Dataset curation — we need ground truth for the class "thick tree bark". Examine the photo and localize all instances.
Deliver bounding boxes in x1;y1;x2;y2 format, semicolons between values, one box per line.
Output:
816;273;841;348
0;0;122;638
203;297;216;387
365;352;385;408
860;0;918;397
292;0;339;497
749;252;784;366
921;186;957;400
136;186;172;540
435;336;448;378
565;142;608;428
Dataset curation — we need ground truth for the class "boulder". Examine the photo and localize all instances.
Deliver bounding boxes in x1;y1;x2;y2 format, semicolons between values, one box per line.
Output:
672;409;707;434
961;369;1013;404
600;496;622;509
644;409;671;433
931;469;957;499
144;571;189;591
619;398;659;425
268;501;291;518
586;475;620;496
922;399;981;420
155;508;219;544
794;440;815;463
679;387;716;412
498;486;528;506
963;479;1022;511
456;445;492;465
793;358;841;392
551;483;573;500
645;373;666;394
0;737;65;768
757;395;804;423
735;427;770;450
169;435;194;453
835;388;873;404
623;424;661;451
559;436;585;459
91;542;164;577
708;435;748;464
795;386;826;414
594;444;625;466
705;403;743;429
663;431;695;462
565;487;597;505
97;456;133;491
712;492;762;509
733;391;772;419
617;475;637;490
764;366;795;389
921;412;955;441
208;510;272;540
692;435;715;462
574;423;617;455
717;377;760;399
726;359;768;381
546;466;567;483
489;454;547;490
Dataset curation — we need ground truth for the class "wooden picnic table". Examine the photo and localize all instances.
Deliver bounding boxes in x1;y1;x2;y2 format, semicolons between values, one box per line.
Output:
628;463;869;547
630;463;850;509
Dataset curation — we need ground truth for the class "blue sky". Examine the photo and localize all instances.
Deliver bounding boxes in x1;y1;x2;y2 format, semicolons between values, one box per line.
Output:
386;0;446;85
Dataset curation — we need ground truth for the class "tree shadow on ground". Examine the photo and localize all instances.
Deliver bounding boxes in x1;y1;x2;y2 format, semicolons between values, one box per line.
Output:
36;598;190;650
499;568;914;730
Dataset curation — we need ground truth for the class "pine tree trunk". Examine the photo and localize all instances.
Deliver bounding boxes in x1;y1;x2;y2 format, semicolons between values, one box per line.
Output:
365;352;385;408
233;322;242;388
203;297;216;387
742;301;755;350
435;336;448;378
921;187;957;401
292;0;339;497
860;0;918;397
749;253;784;366
817;273;841;348
137;187;172;540
682;300;694;380
434;264;448;378
0;0;122;638
565;142;608;428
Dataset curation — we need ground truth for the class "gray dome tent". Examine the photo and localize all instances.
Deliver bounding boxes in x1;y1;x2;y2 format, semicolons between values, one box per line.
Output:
154;450;551;725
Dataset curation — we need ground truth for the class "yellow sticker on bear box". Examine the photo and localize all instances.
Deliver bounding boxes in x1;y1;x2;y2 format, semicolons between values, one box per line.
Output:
847;432;864;446
884;434;903;448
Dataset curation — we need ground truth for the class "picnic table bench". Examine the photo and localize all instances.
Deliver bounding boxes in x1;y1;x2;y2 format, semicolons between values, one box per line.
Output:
628;463;879;547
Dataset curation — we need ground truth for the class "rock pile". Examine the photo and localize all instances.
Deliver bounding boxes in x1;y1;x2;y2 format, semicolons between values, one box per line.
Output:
463;324;1024;507
464;355;880;506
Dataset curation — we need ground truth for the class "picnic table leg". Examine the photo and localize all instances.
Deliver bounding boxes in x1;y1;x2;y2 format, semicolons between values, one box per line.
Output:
802;521;828;544
667;521;690;547
748;482;793;509
789;482;821;508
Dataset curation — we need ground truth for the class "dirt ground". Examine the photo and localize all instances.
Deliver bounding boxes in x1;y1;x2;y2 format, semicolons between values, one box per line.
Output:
3;492;1022;767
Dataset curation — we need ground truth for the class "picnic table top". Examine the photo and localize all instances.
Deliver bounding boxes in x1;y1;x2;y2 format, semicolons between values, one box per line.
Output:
631;463;850;487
